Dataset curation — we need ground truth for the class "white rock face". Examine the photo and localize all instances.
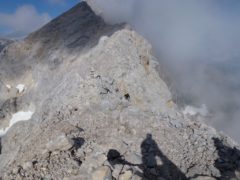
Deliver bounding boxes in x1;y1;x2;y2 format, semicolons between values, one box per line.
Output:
0;111;34;136
16;84;26;94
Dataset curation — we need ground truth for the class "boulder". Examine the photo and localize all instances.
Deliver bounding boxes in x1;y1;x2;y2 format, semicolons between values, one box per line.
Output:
91;166;112;180
46;134;74;152
119;170;133;180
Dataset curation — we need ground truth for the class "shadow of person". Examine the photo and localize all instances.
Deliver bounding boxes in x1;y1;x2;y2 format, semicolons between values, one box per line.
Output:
140;134;187;180
107;134;187;180
213;137;240;179
107;149;137;167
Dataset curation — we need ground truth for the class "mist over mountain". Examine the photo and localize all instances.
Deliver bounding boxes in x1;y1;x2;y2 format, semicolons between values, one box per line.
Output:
0;1;240;179
0;39;13;52
86;0;240;142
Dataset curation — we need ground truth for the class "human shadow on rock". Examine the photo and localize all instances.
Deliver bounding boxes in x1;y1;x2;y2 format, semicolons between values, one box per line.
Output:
107;133;187;180
213;137;240;180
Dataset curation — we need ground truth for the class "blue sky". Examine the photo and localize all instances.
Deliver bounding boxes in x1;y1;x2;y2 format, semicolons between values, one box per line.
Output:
0;0;240;39
0;0;80;17
0;0;80;38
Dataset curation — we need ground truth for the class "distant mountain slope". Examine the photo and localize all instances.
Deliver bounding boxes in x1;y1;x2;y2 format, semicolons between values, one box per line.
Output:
26;2;122;52
0;39;13;52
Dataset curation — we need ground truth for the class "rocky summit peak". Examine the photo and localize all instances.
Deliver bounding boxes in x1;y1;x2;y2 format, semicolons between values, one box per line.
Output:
28;2;98;39
26;1;121;51
0;1;240;180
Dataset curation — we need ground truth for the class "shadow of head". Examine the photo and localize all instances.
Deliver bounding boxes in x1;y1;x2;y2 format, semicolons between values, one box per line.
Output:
213;137;240;179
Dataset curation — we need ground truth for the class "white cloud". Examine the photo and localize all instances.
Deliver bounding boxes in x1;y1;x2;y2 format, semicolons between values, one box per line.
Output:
0;5;51;38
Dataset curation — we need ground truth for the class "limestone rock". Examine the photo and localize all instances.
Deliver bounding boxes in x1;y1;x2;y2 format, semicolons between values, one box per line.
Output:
125;153;142;165
91;166;112;180
119;170;133;180
22;161;33;170
46;134;74;152
111;164;124;179
131;174;142;180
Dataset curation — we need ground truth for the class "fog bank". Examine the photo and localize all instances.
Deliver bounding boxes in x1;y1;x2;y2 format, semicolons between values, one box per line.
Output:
86;0;240;142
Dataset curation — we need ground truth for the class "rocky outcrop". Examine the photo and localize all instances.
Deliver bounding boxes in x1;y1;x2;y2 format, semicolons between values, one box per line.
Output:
0;2;239;180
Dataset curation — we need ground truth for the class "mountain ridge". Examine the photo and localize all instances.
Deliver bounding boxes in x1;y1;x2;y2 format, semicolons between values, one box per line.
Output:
0;2;239;179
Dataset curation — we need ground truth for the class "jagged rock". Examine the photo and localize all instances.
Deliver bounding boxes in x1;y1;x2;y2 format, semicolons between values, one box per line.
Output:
91;166;112;180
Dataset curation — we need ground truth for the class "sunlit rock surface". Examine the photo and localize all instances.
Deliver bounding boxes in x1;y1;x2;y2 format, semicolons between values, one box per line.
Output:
0;2;239;180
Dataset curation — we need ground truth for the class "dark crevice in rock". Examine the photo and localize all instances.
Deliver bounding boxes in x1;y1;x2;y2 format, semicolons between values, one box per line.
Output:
124;93;130;101
100;87;111;95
